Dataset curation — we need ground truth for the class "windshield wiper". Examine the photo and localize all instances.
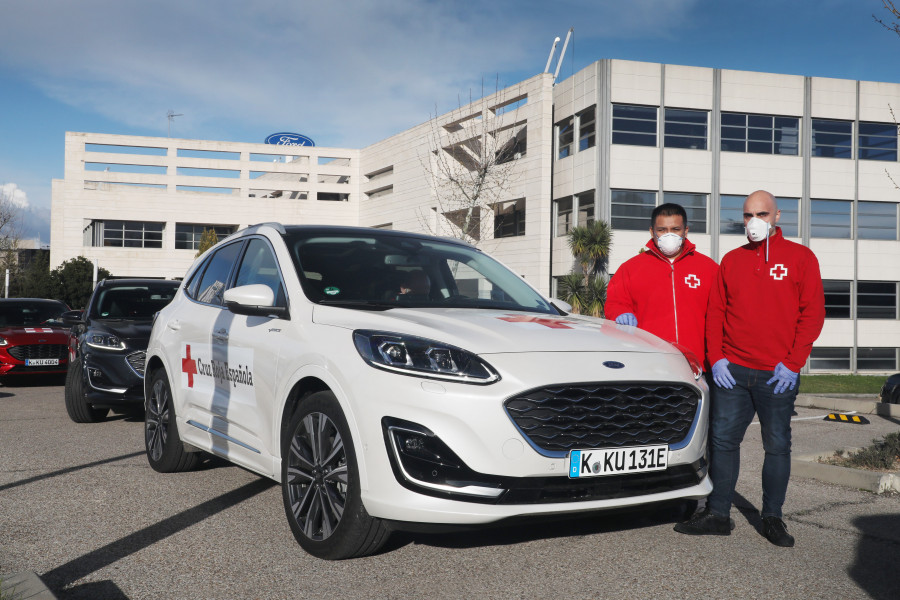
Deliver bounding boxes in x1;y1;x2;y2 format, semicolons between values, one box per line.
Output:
317;299;398;311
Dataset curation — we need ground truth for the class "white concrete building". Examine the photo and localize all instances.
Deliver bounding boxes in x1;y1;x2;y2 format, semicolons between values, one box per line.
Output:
52;59;900;373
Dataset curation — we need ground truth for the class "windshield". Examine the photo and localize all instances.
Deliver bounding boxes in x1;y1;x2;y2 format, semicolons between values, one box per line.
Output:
286;230;558;314
0;300;68;327
91;282;180;319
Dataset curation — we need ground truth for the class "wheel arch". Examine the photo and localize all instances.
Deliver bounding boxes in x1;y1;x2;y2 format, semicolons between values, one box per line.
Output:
277;369;369;490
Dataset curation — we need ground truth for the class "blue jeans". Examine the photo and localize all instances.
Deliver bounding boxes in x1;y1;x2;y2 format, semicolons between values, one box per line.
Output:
707;362;797;519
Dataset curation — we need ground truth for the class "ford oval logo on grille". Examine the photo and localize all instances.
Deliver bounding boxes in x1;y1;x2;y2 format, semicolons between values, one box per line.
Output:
603;361;625;369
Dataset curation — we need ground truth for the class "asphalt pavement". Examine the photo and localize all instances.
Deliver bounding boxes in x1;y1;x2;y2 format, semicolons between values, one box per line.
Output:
1;381;898;600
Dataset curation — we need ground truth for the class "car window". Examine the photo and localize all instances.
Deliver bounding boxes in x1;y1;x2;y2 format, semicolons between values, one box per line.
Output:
286;231;557;314
233;238;286;307
93;283;180;319
194;242;243;306
0;301;67;326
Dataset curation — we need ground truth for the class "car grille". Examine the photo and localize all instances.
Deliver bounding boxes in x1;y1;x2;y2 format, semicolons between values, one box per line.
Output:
7;344;68;361
126;351;146;377
504;382;701;454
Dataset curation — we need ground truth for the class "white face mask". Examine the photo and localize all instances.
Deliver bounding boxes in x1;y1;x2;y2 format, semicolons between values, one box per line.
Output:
656;233;684;257
745;217;771;243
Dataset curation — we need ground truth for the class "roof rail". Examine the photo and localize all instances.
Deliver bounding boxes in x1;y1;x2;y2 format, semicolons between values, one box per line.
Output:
246;222;286;234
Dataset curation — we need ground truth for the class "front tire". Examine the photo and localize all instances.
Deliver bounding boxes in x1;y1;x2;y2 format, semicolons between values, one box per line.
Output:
281;391;389;560
64;357;109;423
145;369;199;473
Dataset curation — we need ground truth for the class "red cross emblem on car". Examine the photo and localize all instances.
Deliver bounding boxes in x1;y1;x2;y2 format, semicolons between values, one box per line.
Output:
182;344;198;387
684;274;700;289
770;264;788;280
498;314;575;329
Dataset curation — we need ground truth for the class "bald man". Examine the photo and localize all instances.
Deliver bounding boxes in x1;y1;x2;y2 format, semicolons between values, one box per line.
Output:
674;190;825;548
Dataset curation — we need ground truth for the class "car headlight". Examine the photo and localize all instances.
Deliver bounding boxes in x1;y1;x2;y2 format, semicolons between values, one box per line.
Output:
85;333;126;351
353;330;500;385
0;336;7;346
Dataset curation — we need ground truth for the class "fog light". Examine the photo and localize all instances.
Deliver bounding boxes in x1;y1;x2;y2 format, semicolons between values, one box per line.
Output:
89;368;103;378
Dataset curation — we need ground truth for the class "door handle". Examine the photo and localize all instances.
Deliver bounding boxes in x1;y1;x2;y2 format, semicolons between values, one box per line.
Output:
167;320;181;331
213;328;229;343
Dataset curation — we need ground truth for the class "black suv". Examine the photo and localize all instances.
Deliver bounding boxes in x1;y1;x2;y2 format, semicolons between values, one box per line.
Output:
64;278;180;423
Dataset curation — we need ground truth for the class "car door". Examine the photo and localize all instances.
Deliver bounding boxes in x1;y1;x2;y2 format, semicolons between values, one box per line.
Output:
208;236;288;476
172;240;244;455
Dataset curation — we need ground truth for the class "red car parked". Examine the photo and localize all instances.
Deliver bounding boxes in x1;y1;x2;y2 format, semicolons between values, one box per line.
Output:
0;298;70;379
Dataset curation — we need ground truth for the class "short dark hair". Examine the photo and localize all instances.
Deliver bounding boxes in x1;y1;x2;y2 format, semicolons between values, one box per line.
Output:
651;203;688;229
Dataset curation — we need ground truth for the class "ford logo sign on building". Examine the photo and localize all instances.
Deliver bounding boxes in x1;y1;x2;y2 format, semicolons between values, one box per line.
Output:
265;132;315;147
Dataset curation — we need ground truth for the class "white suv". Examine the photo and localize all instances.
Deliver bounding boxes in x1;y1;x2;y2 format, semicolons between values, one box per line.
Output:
144;223;710;559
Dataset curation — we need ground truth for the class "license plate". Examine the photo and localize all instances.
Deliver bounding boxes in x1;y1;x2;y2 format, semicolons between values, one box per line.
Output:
568;445;668;478
25;358;59;366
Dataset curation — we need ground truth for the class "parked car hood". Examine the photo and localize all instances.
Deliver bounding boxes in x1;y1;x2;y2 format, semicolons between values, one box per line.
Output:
311;306;680;356
93;319;154;344
0;326;69;342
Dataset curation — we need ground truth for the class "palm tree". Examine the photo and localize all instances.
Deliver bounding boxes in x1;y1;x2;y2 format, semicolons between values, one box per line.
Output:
559;220;612;317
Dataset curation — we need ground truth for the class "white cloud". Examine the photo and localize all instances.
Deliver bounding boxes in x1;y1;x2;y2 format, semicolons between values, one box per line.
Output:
0;0;699;147
1;183;30;210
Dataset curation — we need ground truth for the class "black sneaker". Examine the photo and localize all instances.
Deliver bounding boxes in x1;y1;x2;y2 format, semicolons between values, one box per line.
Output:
673;509;733;536
761;516;795;547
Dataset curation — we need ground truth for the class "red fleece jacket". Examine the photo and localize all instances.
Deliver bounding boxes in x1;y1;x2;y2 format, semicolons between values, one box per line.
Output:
605;238;719;364
706;227;825;373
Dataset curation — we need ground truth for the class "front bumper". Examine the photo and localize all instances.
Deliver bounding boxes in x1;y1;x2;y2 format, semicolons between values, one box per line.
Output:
338;349;710;525
83;350;145;404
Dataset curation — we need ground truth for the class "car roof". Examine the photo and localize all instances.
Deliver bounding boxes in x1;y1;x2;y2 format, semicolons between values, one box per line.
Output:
97;278;181;287
234;223;475;249
0;298;66;304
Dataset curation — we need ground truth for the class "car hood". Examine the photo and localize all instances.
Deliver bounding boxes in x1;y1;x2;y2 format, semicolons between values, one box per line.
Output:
311;306;680;356
92;319;154;344
0;326;69;342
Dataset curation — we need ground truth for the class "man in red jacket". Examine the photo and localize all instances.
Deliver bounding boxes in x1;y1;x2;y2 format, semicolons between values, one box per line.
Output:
605;203;718;367
674;190;825;547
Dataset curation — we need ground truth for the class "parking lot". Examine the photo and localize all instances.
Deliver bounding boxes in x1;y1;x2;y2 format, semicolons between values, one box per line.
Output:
1;381;899;600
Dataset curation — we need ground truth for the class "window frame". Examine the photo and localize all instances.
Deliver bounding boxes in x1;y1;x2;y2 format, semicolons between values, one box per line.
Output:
720;112;799;155
612;104;657;147
664;108;708;150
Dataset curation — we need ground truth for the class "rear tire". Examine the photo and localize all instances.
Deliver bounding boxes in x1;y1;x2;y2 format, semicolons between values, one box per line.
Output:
64;358;109;423
281;391;389;559
145;369;199;473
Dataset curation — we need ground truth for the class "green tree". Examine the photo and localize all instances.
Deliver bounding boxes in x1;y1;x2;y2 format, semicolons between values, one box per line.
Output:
17;250;53;299
558;220;612;318
51;256;111;309
195;228;219;257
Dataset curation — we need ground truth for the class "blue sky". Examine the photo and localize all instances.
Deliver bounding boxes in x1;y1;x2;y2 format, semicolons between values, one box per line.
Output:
1;0;898;244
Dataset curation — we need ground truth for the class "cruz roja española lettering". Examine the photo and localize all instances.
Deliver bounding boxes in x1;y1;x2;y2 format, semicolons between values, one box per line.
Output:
195;357;254;388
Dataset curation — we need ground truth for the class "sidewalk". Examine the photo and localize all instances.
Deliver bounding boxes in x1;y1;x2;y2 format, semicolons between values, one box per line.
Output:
791;394;900;494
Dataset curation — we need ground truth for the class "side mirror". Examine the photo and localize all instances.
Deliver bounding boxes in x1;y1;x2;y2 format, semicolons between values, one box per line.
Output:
61;310;85;327
549;297;572;314
224;284;289;320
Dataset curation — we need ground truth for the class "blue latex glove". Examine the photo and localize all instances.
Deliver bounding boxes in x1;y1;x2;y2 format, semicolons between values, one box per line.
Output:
766;362;798;394
615;313;638;326
712;358;736;389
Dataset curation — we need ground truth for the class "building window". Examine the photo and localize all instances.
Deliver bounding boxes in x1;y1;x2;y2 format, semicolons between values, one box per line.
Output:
857;281;898;319
578;106;596;151
823;280;851;318
664;108;708;150
577;190;595;227
857;347;898;371
496;126;527;164
612;104;657;147
811;119;852;158
555;197;573;237
90;220;164;248
811;199;852;239
809;347;851;371
557;116;574;159
858;201;898;240
721;113;799;155
175;224;236;250
719;195;799;237
494;198;525;238
858;121;897;161
663;192;707;234
611;189;656;230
